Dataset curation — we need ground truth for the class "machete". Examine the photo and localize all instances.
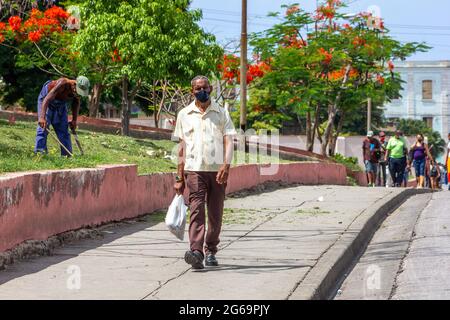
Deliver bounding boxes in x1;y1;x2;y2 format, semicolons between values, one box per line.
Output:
70;126;84;155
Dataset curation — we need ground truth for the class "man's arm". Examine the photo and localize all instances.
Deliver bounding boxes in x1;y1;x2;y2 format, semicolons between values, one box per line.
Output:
384;143;390;162
70;96;80;130
216;135;234;185
362;142;365;161
38;79;68;128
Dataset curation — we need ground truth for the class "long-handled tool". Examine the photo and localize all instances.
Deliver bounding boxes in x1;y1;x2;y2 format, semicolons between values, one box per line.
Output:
70;127;84;155
45;127;74;157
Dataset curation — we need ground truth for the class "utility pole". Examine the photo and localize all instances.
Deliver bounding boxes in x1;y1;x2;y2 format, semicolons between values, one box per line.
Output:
367;98;372;132
240;0;247;132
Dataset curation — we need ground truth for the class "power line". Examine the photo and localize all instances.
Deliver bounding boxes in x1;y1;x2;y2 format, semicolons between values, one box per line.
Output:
198;7;450;34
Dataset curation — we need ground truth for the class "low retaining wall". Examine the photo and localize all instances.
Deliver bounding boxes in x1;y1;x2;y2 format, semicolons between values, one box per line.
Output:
0;162;347;253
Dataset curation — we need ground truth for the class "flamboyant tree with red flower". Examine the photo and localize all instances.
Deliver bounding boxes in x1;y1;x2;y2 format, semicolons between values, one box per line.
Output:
0;6;80;78
216;53;271;110
217;53;270;84
249;1;429;155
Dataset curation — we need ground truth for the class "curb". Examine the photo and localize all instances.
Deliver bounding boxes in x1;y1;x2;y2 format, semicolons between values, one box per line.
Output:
288;188;433;300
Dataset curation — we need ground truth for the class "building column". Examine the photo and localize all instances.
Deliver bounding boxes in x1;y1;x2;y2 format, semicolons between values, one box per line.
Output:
407;72;415;119
442;71;449;140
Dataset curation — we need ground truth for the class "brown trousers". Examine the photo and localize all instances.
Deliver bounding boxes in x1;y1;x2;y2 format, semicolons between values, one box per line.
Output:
185;171;226;256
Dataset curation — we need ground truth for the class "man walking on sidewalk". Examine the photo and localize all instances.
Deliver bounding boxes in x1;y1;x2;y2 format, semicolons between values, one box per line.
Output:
377;132;388;187
173;75;237;269
385;130;408;187
362;131;381;187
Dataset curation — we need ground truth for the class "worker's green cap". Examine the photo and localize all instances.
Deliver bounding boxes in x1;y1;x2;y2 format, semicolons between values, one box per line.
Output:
76;76;90;97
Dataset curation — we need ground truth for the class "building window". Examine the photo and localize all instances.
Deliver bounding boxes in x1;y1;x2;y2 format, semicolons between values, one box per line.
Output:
423;117;433;129
422;80;433;100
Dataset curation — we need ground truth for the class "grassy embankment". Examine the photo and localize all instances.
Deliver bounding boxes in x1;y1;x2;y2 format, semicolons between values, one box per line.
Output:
0;119;293;176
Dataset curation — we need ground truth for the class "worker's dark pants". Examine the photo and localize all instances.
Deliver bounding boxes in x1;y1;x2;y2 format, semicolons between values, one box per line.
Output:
389;157;406;187
34;81;72;156
186;171;226;256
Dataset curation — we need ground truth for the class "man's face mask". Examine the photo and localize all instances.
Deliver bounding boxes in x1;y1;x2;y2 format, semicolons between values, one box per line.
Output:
195;89;210;103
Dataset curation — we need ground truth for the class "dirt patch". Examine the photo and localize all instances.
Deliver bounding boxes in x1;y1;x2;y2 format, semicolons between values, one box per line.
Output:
226;180;305;199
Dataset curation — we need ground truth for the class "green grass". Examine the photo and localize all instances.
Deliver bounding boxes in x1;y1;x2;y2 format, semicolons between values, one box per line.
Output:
295;207;331;215
0;120;292;176
222;208;272;224
0;119;177;175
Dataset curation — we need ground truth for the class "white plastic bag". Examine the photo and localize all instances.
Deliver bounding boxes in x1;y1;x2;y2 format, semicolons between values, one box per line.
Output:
165;194;188;241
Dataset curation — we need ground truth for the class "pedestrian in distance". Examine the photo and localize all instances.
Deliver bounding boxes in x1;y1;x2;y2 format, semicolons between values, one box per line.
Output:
385;130;408;188
173;75;237;270
408;134;432;189
439;162;447;189
402;165;410;188
429;158;441;191
362;131;381;187
377;131;388;187
34;76;90;156
446;133;450;191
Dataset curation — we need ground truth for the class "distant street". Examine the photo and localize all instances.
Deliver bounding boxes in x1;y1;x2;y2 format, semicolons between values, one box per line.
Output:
336;191;450;300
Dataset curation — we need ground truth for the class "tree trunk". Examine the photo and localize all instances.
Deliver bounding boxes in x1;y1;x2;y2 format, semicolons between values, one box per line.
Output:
321;104;335;156
308;104;321;152
153;80;159;128
320;65;352;156
156;80;167;129
328;111;346;157
121;76;130;136
88;83;102;118
306;110;312;151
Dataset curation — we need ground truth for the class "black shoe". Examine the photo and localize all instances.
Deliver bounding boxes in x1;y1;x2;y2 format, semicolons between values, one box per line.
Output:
205;254;219;267
184;250;204;269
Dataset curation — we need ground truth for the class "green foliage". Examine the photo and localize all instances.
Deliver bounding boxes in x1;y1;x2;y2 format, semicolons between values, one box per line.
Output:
74;0;223;85
397;119;431;136
426;131;446;160
332;153;362;172
397;119;446;159
247;3;428;152
0;45;49;111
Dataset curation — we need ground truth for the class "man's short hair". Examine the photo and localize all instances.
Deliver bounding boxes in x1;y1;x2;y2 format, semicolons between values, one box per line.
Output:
191;75;210;88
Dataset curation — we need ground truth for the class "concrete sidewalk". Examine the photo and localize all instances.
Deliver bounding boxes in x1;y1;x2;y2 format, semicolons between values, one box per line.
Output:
0;185;406;300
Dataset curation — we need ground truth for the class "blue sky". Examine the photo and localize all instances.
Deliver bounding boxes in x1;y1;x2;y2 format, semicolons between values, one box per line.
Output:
190;0;450;61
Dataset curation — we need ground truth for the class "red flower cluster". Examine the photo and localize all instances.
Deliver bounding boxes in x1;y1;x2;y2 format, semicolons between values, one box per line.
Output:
0;22;5;43
286;5;300;16
8;16;22;31
111;48;122;62
318;48;333;64
217;54;270;85
283;31;307;49
5;6;70;44
44;6;70;21
28;30;42;42
218;54;240;84
376;74;385;85
325;67;359;81
248;61;271;79
315;0;341;21
388;61;394;71
352;36;366;47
